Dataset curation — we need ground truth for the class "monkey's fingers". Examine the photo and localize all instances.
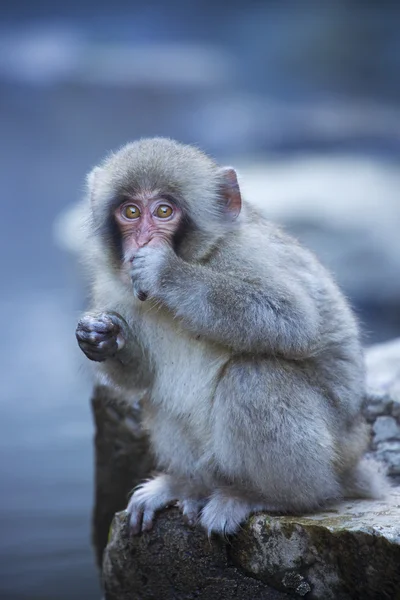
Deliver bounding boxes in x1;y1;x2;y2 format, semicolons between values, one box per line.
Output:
129;505;155;534
78;337;118;353
79;349;107;362
128;506;143;535
75;328;116;343
77;315;120;334
178;498;204;527
141;508;155;532
77;338;119;362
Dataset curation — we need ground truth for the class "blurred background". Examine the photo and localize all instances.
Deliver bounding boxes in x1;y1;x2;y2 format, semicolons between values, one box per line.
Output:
1;1;400;598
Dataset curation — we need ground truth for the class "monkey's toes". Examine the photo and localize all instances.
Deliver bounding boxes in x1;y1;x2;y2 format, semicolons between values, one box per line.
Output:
200;493;262;536
128;506;156;535
178;498;204;527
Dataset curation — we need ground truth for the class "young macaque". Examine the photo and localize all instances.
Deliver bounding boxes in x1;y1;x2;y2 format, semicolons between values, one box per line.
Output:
76;138;386;535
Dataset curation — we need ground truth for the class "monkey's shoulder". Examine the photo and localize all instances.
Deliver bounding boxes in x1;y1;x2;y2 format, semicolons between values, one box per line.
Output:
205;218;322;283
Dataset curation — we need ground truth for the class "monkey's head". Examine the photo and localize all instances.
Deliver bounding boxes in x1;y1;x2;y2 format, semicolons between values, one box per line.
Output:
86;138;242;269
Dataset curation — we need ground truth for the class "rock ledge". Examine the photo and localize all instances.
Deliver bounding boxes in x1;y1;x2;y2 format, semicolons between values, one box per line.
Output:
103;488;400;600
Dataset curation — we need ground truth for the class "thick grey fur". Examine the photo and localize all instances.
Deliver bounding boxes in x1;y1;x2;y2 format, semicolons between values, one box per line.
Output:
76;138;387;536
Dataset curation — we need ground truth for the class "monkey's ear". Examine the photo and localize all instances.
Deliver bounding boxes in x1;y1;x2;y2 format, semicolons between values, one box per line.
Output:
86;166;102;204
218;167;242;219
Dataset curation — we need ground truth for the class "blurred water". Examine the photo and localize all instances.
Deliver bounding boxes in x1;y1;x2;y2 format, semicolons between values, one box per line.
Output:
1;3;400;599
0;287;98;599
0;82;100;597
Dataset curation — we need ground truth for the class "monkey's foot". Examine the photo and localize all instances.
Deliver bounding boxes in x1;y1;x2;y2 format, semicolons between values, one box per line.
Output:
76;312;126;362
127;474;177;534
177;498;205;526
200;490;265;536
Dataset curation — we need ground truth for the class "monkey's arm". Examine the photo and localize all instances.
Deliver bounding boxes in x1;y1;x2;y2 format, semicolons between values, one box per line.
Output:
132;247;320;357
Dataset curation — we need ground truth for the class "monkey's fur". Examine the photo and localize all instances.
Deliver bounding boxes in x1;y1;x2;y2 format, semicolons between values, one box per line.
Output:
77;138;386;535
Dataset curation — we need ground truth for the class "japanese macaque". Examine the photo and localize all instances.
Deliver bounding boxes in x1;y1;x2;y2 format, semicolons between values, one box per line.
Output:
76;138;386;536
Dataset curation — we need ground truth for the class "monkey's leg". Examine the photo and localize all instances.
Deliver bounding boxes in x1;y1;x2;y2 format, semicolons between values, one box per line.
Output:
200;489;267;536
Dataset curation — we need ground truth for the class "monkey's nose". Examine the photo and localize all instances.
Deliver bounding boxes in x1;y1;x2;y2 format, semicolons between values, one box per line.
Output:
136;238;151;250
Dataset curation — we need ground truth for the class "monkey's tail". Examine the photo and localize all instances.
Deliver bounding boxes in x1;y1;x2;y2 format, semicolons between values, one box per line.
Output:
341;456;390;501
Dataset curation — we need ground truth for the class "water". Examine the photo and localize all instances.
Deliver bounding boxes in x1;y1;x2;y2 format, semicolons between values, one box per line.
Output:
0;86;100;597
0;293;100;600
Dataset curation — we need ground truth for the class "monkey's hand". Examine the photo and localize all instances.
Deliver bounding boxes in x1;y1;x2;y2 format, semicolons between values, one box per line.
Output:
76;312;127;362
130;245;174;301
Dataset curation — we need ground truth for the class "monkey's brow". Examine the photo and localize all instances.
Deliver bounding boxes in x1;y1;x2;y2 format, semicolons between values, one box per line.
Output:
160;193;177;203
106;193;129;212
112;188;182;206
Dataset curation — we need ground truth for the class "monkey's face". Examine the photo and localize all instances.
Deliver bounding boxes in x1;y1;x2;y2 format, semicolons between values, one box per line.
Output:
88;139;242;276
114;191;183;264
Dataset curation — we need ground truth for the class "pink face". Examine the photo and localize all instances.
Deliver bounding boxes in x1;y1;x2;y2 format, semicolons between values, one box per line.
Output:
114;191;183;262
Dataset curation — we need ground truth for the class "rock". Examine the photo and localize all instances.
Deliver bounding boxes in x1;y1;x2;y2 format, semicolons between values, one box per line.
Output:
364;339;400;478
103;489;400;600
104;509;290;600
366;338;400;393
372;416;400;445
231;487;400;600
362;392;392;423
375;441;400;476
392;400;400;419
91;385;154;567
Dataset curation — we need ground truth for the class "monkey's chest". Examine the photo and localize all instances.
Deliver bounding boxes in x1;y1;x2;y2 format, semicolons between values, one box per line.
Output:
140;311;228;420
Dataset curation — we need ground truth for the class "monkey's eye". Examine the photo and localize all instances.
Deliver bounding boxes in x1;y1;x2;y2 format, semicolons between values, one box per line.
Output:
123;205;141;219
155;205;173;219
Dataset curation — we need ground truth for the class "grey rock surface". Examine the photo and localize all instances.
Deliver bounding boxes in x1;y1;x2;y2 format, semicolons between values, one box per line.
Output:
372;416;400;445
364;339;400;477
92;385;154;567
96;339;400;599
366;338;400;399
231;487;400;600
104;510;290;600
103;490;400;600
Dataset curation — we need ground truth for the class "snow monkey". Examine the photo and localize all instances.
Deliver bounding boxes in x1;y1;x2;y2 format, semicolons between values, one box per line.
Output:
76;138;385;535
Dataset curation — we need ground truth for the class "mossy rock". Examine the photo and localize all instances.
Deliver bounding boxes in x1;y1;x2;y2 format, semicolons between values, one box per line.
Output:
232;487;400;599
103;488;400;600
